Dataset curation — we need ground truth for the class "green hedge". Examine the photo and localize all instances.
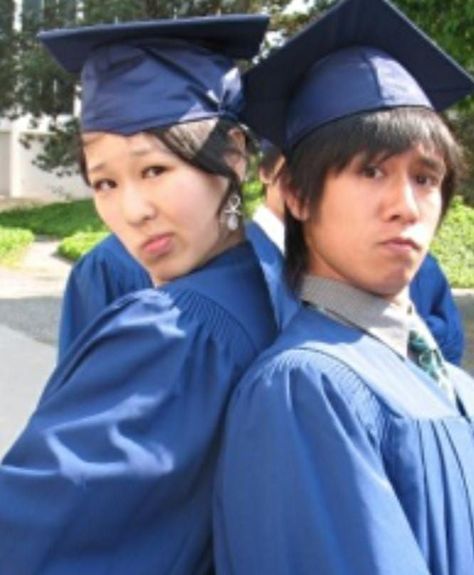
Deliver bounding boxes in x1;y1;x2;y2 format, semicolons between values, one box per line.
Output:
243;180;264;217
432;196;474;288
0;227;35;264
58;231;109;262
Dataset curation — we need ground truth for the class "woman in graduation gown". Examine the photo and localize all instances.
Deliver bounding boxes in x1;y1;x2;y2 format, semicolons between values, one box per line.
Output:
213;1;474;574
0;15;278;574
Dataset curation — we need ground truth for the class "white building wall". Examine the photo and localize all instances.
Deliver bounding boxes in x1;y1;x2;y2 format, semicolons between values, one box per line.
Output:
0;131;11;197
0;119;88;200
14;133;87;200
0;0;88;201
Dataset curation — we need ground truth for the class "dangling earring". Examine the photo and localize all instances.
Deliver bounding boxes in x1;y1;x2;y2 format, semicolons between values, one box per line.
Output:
221;193;242;232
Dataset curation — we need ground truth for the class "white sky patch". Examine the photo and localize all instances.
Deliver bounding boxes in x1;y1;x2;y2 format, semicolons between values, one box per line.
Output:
283;0;312;14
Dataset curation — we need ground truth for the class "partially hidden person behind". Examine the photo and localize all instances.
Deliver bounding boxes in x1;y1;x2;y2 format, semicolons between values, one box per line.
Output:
410;251;464;363
0;15;278;574
214;1;474;574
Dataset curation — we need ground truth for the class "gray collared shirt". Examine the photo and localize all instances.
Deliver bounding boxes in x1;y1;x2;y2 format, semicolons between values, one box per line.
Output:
299;275;438;359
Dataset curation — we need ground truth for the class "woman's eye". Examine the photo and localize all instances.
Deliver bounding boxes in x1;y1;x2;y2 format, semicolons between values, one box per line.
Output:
91;179;115;193
143;166;165;179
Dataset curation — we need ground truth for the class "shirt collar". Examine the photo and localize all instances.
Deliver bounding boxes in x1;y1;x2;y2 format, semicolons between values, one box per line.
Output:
252;204;285;252
299;275;433;358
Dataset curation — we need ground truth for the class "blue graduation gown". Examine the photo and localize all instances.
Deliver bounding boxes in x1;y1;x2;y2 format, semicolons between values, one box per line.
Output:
58;226;292;360
214;307;474;575
58;234;152;360
410;253;464;365
0;243;277;575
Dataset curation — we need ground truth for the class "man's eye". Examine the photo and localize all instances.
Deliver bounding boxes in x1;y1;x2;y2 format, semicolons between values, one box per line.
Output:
143;166;165;178
415;173;440;187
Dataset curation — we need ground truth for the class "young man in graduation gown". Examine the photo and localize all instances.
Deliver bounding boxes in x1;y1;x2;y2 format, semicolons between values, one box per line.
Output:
249;140;466;351
214;1;474;574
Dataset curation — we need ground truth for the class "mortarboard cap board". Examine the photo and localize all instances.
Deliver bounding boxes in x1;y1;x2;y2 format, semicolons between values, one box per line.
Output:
241;0;474;152
38;15;269;135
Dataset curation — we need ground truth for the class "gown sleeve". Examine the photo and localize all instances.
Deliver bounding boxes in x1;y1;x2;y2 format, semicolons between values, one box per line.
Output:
58;235;151;361
214;350;431;575
0;288;248;574
410;254;464;365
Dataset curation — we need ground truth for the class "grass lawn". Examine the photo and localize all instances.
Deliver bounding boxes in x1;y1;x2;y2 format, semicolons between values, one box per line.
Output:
0;199;106;239
0;194;473;287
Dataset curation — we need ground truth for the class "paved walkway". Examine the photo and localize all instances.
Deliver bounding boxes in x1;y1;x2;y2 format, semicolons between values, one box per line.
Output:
0;239;70;455
0;324;56;453
0;238;70;342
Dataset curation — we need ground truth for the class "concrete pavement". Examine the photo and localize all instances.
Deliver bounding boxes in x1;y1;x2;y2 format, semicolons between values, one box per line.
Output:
0;324;55;454
0;239;70;456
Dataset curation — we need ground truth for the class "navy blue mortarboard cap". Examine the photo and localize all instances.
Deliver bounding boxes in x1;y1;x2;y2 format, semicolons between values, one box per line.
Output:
38;15;269;134
242;0;474;152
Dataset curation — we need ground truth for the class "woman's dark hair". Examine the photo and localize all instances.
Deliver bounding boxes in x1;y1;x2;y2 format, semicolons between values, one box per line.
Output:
283;106;466;289
79;117;250;218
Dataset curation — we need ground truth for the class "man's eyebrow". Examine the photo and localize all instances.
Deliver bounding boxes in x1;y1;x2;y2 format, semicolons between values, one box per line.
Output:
418;154;446;175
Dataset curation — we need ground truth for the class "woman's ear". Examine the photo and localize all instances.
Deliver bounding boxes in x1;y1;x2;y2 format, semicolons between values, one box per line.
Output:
226;128;247;182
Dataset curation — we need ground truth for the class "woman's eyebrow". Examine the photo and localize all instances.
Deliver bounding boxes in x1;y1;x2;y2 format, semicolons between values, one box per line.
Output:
131;143;174;158
87;140;174;173
130;147;157;157
87;147;162;173
87;161;106;174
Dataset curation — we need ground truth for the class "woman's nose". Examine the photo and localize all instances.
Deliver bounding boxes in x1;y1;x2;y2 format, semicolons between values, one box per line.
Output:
121;185;157;225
